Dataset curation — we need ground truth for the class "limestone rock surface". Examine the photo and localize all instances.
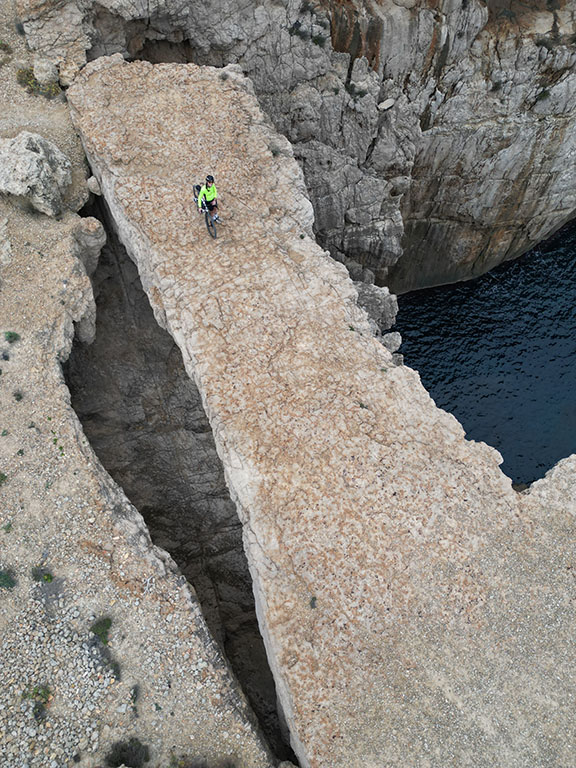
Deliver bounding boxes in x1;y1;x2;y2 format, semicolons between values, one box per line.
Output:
68;57;576;768
16;0;576;289
0;131;72;216
0;13;274;767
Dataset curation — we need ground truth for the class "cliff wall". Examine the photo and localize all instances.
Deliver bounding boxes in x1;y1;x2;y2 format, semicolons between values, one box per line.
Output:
17;0;576;290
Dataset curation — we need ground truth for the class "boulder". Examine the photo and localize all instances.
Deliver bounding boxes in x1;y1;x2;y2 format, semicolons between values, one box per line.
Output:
0;132;71;216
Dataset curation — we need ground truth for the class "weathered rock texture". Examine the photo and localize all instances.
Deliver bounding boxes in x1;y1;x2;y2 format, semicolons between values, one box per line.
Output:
16;0;576;290
68;56;576;767
0;13;273;768
0;131;72;216
64;222;294;759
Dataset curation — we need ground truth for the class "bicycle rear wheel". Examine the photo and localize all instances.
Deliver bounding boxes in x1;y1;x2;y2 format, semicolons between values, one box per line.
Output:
205;212;217;239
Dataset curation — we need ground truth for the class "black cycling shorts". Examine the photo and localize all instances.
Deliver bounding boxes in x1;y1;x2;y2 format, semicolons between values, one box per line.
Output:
204;199;217;211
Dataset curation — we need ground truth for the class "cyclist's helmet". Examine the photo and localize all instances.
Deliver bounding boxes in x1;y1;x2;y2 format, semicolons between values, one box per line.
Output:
206;175;214;184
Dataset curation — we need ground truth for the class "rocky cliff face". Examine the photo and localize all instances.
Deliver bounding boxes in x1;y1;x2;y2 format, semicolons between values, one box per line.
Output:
17;0;576;290
67;56;576;768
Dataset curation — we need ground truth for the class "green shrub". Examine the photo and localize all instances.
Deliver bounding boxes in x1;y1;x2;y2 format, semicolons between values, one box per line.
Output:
0;472;6;486
4;331;20;343
91;616;112;645
16;68;61;99
0;569;16;589
32;567;53;583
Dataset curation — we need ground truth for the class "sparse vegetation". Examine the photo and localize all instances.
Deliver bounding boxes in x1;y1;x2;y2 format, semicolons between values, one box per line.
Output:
106;737;150;767
2;522;12;533
32;567;53;583
219;71;229;81
309;595;317;608
536;88;551;102
23;684;51;721
91;616;112;645
0;569;16;589
0;429;7;436
311;34;326;47
13;390;23;402
4;331;20;343
16;67;61;99
345;82;368;100
0;472;7;486
0;41;12;55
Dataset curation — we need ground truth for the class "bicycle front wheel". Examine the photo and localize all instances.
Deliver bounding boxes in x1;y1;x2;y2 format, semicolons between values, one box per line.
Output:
205;212;217;239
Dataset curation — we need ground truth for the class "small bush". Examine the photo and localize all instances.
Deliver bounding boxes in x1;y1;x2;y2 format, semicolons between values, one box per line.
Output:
4;331;20;343
219;71;229;81
0;472;6;486
345;82;368;99
23;684;51;721
32;567;53;583
536;88;551;102
536;37;555;51
106;737;150;768
13;390;23;402
0;569;16;589
0;41;12;54
2;522;12;533
91;616;112;644
311;34;326;47
15;21;25;35
16;68;61;99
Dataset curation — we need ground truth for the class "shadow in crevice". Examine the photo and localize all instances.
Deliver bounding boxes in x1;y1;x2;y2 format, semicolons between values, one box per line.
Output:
64;205;297;764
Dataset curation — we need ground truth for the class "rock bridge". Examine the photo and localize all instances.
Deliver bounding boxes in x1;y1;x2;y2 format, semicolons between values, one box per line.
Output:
64;56;576;768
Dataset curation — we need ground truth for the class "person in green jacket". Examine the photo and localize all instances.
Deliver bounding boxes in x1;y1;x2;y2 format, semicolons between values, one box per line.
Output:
197;175;220;220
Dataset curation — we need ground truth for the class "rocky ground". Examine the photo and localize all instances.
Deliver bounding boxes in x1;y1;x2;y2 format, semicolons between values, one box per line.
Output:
67;55;576;768
0;5;278;767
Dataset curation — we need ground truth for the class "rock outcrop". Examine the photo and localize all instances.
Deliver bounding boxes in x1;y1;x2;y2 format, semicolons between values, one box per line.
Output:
0;14;274;767
68;56;576;767
0;131;72;216
16;0;576;290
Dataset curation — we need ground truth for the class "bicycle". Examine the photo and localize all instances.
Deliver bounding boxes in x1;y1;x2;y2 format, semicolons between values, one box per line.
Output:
193;185;219;239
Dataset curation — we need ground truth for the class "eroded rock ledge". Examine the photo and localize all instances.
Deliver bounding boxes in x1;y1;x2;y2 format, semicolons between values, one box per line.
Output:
68;57;576;767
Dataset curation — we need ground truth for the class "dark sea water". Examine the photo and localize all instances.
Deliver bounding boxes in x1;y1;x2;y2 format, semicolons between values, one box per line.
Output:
394;221;576;485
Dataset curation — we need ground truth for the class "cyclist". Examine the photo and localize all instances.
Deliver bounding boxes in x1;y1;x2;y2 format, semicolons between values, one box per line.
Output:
197;175;219;221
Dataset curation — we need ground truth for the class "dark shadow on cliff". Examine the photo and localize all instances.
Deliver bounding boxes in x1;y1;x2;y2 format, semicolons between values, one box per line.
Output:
63;202;297;764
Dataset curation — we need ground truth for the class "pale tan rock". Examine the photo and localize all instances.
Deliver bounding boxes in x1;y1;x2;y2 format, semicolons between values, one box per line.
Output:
0;10;274;766
68;57;576;768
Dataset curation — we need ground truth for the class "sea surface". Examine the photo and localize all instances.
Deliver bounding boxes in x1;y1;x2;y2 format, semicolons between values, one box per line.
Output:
394;221;576;485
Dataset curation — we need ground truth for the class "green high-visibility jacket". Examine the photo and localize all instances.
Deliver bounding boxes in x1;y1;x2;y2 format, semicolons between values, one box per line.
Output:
198;184;217;207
